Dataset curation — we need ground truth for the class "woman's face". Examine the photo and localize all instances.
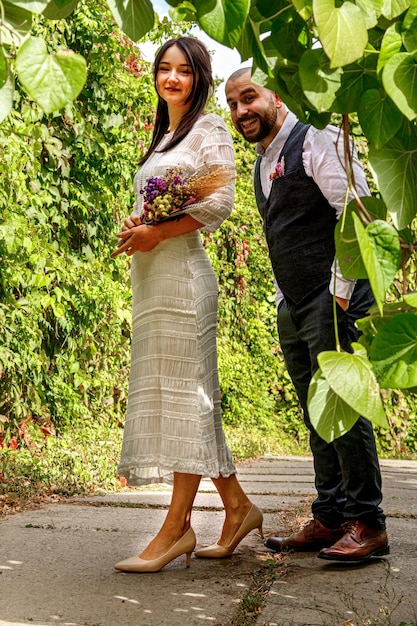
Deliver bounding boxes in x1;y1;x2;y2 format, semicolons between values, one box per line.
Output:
156;44;194;111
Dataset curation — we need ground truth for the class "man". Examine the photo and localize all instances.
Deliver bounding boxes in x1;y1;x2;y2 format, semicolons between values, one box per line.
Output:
225;68;389;562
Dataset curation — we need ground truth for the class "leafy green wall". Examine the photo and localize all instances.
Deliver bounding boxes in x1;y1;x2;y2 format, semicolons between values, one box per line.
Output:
0;1;415;474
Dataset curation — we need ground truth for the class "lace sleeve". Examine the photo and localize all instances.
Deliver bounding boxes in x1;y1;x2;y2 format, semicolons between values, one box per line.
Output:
183;115;235;232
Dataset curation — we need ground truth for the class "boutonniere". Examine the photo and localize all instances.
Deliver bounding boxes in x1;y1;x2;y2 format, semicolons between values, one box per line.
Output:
269;156;285;181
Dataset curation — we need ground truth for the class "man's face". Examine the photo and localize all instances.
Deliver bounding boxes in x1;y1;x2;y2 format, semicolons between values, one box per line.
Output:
225;72;280;145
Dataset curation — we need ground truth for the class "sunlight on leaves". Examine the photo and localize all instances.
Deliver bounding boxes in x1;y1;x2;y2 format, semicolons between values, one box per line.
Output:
195;0;250;48
335;197;387;279
313;0;368;68
0;77;14;124
382;0;411;20
308;368;361;442
358;89;403;148
352;213;401;313
106;0;155;42
16;37;87;114
370;313;417;389
299;48;342;111
382;52;417;121
317;345;388;428
369;136;417;231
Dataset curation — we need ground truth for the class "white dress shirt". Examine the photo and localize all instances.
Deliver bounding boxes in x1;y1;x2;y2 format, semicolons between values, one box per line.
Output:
255;110;370;306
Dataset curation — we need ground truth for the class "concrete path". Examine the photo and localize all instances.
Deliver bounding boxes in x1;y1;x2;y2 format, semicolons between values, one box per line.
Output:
1;456;416;626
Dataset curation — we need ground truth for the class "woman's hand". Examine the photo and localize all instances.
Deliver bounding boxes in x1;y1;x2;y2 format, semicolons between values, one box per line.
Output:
110;215;162;258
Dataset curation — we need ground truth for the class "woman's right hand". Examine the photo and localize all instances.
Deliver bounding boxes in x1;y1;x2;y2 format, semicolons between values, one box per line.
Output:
110;215;165;258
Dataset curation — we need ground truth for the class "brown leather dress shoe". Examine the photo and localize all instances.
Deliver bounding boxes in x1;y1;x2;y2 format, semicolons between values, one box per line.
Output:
264;518;344;552
318;520;389;562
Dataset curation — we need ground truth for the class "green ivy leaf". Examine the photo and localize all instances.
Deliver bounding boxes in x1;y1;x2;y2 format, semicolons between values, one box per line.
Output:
382;0;411;20
2;1;32;44
6;0;49;12
370;313;417;388
106;0;155;42
377;23;403;73
292;0;314;21
358;89;403;148
308;368;361;442
43;0;79;19
195;0;250;48
313;0;368;68
0;76;14;124
353;213;401;313
369;134;417;230
356;0;384;28
317;345;387;426
382;52;417;121
299;48;342;111
333;57;378;114
404;292;417;308
403;2;417;53
335;196;387;278
16;37;87;114
0;51;7;90
53;0;76;7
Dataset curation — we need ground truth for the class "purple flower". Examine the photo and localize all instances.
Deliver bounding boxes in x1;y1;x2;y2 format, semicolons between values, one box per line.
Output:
270;156;285;181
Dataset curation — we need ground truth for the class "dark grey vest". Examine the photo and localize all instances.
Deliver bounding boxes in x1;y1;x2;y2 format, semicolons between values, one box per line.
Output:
254;121;337;304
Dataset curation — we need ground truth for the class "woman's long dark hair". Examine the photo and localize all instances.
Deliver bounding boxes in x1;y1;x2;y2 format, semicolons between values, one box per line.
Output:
139;36;213;166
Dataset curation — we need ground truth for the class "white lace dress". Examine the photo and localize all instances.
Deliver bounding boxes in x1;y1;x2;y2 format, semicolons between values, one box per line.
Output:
118;113;237;485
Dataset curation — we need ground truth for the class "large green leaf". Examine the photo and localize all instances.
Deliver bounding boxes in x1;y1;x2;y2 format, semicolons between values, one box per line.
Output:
299;48;342;111
0;76;14;124
106;0;155;42
358;89;403;148
0;51;7;90
292;0;314;20
2;1;32;44
15;37;87;114
382;52;417;121
43;0;79;19
255;0;289;20
369;135;417;230
335;196;387;278
238;21;273;75
6;0;49;12
313;0;368;68
353;213;401;313
377;23;403;73
308;368;361;442
356;0;384;28
404;292;417;308
270;12;309;63
195;0;250;48
403;2;417;52
370;313;417;388
317;344;388;426
382;0;411;19
333;57;378;114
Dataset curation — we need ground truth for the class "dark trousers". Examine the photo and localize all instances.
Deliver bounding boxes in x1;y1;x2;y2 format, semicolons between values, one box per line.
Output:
277;280;386;530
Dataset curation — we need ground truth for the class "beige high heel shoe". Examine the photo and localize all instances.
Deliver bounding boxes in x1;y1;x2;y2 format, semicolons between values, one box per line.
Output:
194;504;263;559
114;527;196;573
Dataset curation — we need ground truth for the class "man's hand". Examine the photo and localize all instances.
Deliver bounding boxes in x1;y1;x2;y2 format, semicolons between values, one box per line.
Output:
336;296;350;311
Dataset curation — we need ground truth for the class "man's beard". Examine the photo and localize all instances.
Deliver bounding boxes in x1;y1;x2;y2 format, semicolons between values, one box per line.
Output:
238;99;278;143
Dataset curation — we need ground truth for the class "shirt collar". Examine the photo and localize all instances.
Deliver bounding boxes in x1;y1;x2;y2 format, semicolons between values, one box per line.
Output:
255;110;299;159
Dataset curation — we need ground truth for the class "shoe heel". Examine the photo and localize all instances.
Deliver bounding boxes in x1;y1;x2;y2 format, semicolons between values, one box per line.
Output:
258;524;264;540
185;550;192;568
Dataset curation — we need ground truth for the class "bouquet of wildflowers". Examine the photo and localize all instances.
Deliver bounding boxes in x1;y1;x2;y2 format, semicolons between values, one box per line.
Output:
139;165;234;225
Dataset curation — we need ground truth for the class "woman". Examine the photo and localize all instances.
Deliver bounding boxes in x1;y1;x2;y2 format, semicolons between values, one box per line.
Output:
111;37;263;573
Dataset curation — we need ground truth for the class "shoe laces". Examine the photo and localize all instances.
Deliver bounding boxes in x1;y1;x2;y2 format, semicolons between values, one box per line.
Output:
341;520;360;534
